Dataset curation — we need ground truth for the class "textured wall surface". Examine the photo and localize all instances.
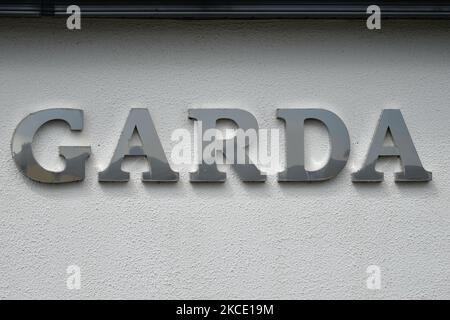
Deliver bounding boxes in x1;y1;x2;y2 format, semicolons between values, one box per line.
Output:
0;18;449;299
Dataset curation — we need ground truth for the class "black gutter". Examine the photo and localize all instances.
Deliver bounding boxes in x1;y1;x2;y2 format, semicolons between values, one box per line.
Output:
0;1;450;18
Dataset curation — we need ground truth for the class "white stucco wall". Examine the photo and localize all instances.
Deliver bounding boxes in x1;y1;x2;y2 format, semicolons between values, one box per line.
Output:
0;18;449;299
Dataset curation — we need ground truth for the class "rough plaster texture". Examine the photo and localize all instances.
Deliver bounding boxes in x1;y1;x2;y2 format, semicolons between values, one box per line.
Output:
0;18;449;299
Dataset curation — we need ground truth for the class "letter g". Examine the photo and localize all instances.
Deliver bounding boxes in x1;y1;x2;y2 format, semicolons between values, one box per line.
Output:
11;108;91;183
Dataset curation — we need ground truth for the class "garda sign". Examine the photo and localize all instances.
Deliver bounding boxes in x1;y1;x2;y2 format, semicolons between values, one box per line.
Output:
11;108;431;184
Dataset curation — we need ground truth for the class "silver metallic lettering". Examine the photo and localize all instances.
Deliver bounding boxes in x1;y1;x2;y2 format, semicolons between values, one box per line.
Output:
11;108;91;183
277;109;350;181
352;109;431;182
189;109;266;182
98;108;178;182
